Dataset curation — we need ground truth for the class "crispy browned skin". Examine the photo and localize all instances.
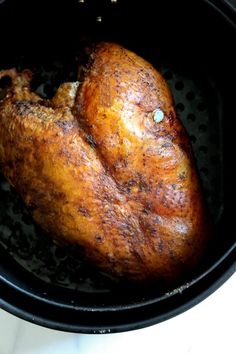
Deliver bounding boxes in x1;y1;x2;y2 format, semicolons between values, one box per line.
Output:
0;43;211;282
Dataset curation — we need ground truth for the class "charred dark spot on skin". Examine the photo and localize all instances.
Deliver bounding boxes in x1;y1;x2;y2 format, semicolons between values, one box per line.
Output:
156;180;163;196
161;142;173;149
56;120;75;133
142;156;147;167
114;69;121;80
86;133;97;149
15;100;37;116
79;148;90;163
139;180;149;192
100;89;113;108
179;171;186;181
123;179;136;193
168;247;182;265
184;238;193;247
161;195;170;208
145;223;158;237
123;173;150;194
166;111;176;126
95;175;122;204
139;213;158;240
156;238;164;253
145;200;154;213
114;158;128;170
107;252;117;263
57;147;73;162
51;190;66;199
117;221;136;239
165;188;186;210
165;132;175;142
152;127;175;142
95;234;104;243
142;208;150;215
78;207;90;217
130;247;144;264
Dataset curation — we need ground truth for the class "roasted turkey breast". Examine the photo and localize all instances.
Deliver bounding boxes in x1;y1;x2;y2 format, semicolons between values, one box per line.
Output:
0;43;211;282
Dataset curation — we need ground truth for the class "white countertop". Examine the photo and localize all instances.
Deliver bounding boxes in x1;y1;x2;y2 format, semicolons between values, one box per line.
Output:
0;273;235;354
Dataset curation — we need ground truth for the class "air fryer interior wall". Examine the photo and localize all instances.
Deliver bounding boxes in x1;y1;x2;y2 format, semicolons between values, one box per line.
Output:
0;0;235;332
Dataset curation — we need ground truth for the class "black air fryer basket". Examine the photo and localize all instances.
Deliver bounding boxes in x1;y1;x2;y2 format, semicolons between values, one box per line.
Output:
0;0;235;333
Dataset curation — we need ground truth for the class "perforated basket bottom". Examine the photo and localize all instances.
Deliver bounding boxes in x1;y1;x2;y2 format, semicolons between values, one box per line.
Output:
0;61;223;292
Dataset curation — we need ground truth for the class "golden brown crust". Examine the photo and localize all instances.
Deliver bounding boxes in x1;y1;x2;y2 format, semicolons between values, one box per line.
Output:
0;43;211;282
